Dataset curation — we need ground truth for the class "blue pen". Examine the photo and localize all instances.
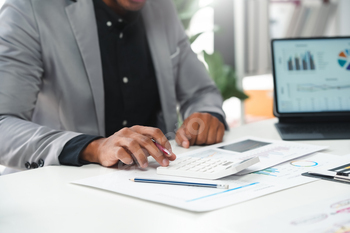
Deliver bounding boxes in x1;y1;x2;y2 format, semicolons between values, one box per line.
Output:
130;178;229;189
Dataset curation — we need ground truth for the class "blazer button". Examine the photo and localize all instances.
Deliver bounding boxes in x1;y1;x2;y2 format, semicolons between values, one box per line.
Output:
25;162;31;169
38;159;45;167
31;162;39;169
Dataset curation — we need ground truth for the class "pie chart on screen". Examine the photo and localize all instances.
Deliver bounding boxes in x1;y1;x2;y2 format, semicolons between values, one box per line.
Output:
338;49;350;70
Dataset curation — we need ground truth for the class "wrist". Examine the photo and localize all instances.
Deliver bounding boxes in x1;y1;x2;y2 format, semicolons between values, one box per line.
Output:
80;138;105;164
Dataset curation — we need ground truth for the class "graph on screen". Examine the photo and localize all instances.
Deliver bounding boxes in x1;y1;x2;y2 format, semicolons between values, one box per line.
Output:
277;82;350;112
286;51;316;71
274;39;350;113
338;49;350;71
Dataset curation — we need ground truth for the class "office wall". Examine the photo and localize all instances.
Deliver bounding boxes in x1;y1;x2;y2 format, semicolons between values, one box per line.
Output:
338;0;350;36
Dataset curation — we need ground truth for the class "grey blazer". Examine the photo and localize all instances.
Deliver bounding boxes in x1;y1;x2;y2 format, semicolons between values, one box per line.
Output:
0;0;225;170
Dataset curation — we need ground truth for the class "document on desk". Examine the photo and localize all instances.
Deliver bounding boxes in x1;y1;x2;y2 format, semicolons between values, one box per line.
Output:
72;152;342;212
176;136;327;175
243;193;350;233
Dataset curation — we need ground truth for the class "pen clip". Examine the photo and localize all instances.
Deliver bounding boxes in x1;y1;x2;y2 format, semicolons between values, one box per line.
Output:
336;171;349;177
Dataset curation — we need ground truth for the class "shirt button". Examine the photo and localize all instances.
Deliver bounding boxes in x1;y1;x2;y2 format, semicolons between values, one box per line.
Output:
118;19;123;23
25;162;31;169
38;159;45;167
122;120;128;126
123;77;128;84
31;162;39;169
106;21;112;27
119;33;123;39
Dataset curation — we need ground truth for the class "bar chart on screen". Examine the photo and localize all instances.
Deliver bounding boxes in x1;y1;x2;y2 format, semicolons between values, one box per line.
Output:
286;51;316;71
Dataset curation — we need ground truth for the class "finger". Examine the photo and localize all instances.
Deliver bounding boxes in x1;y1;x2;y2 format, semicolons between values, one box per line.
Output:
175;127;190;148
195;114;211;145
131;126;172;152
119;137;149;168
115;147;134;165
168;153;176;161
216;122;225;143
185;118;199;146
206;118;219;145
133;134;169;167
132;126;176;161
127;127;176;163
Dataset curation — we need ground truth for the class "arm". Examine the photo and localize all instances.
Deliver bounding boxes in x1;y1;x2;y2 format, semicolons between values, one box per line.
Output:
165;0;228;147
0;0;80;169
174;26;227;125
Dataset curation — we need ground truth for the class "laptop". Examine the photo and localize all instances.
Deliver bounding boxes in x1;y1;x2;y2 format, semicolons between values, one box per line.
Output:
271;37;350;140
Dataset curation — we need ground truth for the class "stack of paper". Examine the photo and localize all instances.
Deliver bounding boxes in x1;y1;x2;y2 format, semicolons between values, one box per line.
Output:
72;137;344;212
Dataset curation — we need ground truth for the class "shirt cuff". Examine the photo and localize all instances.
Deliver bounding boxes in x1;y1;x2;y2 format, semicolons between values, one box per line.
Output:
203;111;228;130
58;134;102;166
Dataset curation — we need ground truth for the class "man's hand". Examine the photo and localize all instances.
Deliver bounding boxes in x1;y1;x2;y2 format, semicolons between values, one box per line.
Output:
175;112;225;148
80;126;176;168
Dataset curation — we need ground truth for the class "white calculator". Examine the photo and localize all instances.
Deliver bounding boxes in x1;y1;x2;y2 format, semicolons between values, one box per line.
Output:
157;156;260;180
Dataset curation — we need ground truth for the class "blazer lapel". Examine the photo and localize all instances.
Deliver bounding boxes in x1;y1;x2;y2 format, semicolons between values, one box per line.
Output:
65;0;105;136
142;2;178;134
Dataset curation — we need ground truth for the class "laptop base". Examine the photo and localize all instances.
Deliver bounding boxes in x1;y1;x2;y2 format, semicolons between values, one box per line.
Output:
275;122;350;141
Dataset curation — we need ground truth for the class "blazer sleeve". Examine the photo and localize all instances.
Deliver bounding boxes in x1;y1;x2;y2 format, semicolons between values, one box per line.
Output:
167;1;228;128
0;0;81;170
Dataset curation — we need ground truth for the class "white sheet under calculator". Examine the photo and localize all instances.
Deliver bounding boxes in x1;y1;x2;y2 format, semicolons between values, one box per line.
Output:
157;157;260;180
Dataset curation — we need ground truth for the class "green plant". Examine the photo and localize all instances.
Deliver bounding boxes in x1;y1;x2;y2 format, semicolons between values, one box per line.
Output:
173;0;248;101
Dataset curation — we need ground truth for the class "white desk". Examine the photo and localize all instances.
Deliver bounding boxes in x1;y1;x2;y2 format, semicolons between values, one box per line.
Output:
1;118;350;233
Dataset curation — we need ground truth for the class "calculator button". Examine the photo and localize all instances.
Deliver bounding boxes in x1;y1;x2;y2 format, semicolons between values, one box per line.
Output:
213;166;225;172
188;168;198;171
223;162;233;166
169;164;182;170
182;166;192;171
172;159;181;164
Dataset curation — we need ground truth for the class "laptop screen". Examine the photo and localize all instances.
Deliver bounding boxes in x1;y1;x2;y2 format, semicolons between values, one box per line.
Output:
272;37;350;114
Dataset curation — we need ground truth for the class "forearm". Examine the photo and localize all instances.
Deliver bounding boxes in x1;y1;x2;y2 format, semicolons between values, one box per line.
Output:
59;135;103;166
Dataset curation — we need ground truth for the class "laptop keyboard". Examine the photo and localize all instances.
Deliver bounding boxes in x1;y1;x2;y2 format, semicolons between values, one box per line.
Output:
278;123;350;134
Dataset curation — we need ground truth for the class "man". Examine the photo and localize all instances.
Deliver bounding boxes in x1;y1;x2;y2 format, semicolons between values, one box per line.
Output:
0;0;227;171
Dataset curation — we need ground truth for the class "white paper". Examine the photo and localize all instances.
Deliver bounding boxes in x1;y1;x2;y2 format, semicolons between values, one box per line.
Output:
173;136;327;175
244;193;350;233
72;153;340;212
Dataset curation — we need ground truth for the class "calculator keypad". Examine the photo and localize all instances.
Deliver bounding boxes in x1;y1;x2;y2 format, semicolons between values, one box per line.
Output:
157;155;260;179
165;157;232;173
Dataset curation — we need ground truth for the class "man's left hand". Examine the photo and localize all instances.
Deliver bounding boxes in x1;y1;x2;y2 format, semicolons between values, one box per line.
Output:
175;112;225;148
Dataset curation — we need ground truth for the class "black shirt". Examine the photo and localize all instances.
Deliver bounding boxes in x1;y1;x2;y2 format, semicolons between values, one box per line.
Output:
94;0;160;137
58;0;225;166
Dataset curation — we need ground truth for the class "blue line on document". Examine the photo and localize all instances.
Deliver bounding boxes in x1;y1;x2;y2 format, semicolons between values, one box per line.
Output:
186;182;259;202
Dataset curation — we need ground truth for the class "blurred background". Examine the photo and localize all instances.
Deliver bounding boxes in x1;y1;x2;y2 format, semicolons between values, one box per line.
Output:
174;0;350;128
0;0;349;128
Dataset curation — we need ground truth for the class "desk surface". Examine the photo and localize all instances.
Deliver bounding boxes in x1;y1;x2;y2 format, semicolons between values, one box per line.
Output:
1;118;350;233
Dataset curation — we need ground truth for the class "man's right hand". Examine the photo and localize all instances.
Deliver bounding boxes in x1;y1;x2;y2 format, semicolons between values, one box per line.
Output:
80;126;176;168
